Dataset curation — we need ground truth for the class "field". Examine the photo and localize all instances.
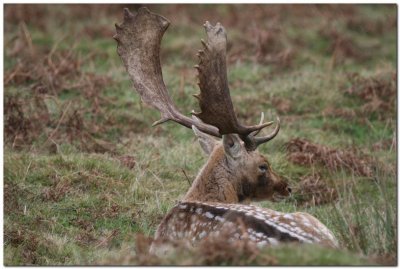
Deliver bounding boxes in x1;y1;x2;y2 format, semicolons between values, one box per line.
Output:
3;4;397;265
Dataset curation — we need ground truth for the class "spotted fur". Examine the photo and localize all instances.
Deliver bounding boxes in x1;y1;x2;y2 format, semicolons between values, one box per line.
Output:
153;202;339;251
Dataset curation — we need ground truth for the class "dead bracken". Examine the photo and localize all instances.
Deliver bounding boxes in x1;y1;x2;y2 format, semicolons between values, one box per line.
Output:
117;155;136;170
286;138;374;177
294;173;338;207
343;71;396;119
41;179;71;202
319;27;364;65
252;25;295;68
4;21;114;152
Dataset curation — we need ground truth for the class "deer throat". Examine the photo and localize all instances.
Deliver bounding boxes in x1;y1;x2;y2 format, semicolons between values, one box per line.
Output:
183;151;239;204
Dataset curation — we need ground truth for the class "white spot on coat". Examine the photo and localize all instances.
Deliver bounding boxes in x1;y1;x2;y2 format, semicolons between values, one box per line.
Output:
198;231;207;239
204;212;214;219
283;214;294;220
178;212;186;219
268;237;279;245
215;216;224;222
179;204;187;209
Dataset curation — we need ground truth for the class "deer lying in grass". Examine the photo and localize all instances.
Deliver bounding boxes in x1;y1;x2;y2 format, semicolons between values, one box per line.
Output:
114;7;339;253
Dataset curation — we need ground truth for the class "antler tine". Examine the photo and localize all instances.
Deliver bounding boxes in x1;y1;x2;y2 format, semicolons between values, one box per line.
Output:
194;21;274;137
251;112;274;136
115;7;220;137
254;117;280;145
242;117;281;151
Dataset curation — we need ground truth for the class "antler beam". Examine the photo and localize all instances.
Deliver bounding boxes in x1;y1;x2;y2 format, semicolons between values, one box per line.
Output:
114;7;220;137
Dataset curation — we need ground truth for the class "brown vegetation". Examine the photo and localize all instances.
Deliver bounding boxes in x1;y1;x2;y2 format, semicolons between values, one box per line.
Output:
41;177;71;202
4;226;55;265
252;25;295;68
117;155;136;170
343;72;396;119
320;27;364;65
272;97;293;114
322;106;356;120
4;183;31;213
346;13;396;36
295;173;338;207
4;21;115;152
286;138;374;177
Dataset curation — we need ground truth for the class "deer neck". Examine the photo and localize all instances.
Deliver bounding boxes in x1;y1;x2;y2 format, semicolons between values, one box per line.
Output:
183;146;240;203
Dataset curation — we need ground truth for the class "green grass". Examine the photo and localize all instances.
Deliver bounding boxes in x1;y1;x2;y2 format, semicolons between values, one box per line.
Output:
4;4;397;265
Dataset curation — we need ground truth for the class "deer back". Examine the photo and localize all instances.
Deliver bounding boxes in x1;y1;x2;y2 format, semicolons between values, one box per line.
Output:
153;202;339;251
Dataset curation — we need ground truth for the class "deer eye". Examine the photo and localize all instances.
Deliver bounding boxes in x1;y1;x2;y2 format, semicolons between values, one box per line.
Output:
258;164;268;173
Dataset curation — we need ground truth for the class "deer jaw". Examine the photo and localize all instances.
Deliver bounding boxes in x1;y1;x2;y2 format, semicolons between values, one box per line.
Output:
183;134;291;204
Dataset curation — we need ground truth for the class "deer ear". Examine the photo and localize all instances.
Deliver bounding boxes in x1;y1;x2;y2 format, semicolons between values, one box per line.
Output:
223;134;243;159
192;125;217;155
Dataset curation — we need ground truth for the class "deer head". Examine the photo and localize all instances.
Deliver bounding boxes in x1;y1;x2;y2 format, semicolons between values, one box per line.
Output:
114;7;290;204
187;124;291;203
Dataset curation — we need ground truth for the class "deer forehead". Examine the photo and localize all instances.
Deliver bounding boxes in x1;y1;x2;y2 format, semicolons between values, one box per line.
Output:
213;140;267;163
241;151;267;167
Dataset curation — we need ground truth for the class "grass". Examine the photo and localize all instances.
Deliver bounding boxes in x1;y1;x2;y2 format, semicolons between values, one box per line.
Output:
3;4;397;265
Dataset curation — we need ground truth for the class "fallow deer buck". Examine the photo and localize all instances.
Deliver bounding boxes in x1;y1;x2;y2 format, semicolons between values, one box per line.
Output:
114;7;339;253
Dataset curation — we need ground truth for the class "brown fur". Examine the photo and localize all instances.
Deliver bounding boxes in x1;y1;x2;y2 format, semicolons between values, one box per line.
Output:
183;143;290;204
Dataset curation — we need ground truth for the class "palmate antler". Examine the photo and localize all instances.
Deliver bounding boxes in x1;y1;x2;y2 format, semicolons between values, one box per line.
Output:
114;7;279;150
194;20;280;150
114;8;219;136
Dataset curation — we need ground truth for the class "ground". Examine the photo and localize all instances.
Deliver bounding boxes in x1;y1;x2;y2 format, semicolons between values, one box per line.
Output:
3;4;397;265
